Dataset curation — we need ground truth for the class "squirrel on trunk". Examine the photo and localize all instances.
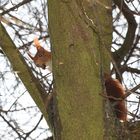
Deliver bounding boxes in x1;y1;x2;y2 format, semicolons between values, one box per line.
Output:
104;73;127;122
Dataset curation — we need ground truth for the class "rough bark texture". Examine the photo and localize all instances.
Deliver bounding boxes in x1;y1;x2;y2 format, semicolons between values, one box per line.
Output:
48;0;112;139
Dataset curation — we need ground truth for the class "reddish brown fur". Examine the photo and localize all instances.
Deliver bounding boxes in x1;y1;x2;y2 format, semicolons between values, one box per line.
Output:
104;74;127;122
28;38;51;70
33;46;51;69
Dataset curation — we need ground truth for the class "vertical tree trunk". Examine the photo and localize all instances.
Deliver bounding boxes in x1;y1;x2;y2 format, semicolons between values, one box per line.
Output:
48;0;112;139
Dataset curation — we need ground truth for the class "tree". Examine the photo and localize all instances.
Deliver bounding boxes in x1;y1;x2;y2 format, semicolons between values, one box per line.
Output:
0;0;140;140
48;0;112;139
48;0;140;139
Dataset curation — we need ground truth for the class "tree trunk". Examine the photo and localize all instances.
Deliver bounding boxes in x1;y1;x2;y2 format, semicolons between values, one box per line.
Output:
48;0;112;139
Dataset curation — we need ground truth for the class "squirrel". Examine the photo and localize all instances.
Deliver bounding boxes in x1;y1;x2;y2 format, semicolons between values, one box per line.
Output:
104;73;127;122
28;38;52;71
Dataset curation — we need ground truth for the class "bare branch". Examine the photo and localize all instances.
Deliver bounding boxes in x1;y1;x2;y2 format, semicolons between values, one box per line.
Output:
25;115;43;138
1;0;33;15
113;0;137;64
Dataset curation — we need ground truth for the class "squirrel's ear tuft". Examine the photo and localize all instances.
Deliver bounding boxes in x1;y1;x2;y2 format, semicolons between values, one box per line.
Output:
34;38;42;49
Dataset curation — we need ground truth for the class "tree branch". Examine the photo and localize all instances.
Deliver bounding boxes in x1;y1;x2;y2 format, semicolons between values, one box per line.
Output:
1;0;33;15
121;66;140;74
25;115;43;138
113;0;137;64
0;23;49;124
0;113;23;138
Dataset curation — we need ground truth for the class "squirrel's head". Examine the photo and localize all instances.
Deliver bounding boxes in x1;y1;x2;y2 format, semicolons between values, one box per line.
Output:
28;38;51;70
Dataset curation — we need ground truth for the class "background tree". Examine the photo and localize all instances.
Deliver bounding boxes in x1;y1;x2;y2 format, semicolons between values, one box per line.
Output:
0;0;52;139
0;0;139;140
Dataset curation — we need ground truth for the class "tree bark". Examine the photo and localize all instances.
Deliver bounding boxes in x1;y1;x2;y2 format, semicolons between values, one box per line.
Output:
48;0;112;139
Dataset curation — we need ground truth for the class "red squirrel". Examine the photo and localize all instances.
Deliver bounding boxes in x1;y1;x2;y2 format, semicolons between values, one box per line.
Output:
104;73;127;122
28;38;52;71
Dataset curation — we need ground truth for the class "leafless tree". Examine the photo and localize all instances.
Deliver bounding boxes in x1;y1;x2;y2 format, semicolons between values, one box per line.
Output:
0;0;140;139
